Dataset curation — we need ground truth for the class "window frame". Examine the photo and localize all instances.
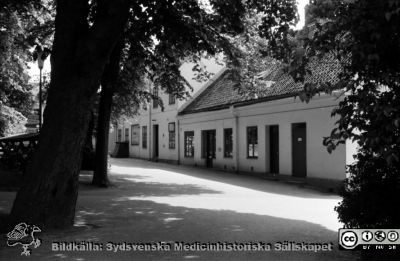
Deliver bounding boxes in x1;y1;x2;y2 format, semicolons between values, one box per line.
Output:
168;122;176;149
168;93;176;105
142;125;147;149
131;124;140;146
184;131;195;158
152;87;159;109
124;128;129;142
117;129;122;142
223;128;233;158
247;126;258;158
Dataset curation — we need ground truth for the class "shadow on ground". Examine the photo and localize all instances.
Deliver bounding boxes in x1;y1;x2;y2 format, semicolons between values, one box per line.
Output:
0;158;359;261
0;169;24;191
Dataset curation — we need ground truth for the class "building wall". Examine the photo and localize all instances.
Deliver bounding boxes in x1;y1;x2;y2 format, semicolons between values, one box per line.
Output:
109;67;227;162
179;115;236;170
178;93;350;180
110;91;180;162
107;67;356;181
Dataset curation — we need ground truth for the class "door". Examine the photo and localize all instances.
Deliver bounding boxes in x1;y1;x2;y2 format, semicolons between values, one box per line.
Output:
202;130;216;168
270;125;279;173
292;122;307;177
153;124;159;158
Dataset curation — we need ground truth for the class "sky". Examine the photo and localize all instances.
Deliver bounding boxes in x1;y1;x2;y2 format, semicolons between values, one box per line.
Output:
296;0;308;29
28;0;309;79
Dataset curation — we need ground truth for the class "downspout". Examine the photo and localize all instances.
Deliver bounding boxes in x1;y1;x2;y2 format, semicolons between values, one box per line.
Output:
231;106;239;173
138;122;140;157
115;122;118;142
148;87;152;160
177;118;180;165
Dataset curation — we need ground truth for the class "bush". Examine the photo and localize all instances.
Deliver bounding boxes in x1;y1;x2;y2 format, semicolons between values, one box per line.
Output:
336;153;400;228
0;105;27;137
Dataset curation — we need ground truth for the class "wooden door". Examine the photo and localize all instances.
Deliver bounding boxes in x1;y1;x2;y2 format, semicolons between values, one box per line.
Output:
292;123;307;177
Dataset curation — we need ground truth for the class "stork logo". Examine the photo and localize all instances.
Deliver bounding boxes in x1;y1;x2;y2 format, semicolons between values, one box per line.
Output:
6;222;42;256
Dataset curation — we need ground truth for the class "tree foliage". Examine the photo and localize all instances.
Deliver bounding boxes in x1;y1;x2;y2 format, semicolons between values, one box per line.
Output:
109;0;299;133
7;0;299;228
94;1;297;185
0;1;54;136
219;1;299;99
0;6;32;136
271;0;400;228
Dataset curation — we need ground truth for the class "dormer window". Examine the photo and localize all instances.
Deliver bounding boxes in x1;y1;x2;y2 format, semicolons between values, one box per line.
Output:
169;93;176;105
153;87;159;109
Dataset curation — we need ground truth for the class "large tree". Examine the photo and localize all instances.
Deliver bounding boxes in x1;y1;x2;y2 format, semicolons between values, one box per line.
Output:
10;0;131;228
92;39;125;187
9;0;298;228
266;0;400;233
304;0;399;228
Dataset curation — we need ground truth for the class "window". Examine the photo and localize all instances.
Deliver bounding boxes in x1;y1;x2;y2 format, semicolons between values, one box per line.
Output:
131;124;140;145
117;129;122;142
153;87;158;108
184;131;194;157
169;93;176;105
247;126;258;158
224;128;233;158
168;122;176;149
125;128;129;142
142;126;147;148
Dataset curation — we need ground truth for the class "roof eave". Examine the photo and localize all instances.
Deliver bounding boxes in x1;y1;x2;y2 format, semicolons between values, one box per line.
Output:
178;92;299;116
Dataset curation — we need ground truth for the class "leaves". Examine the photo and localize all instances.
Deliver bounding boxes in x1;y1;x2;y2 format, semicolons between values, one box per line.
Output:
274;0;400;167
0;5;40;136
292;0;400;229
0;104;27;136
108;0;299;119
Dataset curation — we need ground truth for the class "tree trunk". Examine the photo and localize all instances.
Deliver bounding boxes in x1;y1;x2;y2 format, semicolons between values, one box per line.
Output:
92;84;113;186
81;110;95;171
9;0;129;228
92;40;124;187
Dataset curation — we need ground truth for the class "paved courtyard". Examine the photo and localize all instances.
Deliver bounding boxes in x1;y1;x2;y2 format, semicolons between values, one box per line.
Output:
0;158;359;260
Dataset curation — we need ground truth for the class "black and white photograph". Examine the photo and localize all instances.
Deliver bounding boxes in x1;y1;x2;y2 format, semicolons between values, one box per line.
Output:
0;0;399;260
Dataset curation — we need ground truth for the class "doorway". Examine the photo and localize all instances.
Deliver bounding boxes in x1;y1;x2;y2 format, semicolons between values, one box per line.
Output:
292;122;307;177
153;124;159;159
202;130;216;168
269;125;279;174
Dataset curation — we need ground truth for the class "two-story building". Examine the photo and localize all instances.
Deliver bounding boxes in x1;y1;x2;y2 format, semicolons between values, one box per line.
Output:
110;62;357;187
108;61;225;163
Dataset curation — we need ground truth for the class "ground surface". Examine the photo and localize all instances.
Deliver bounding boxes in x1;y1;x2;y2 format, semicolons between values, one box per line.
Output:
0;158;359;260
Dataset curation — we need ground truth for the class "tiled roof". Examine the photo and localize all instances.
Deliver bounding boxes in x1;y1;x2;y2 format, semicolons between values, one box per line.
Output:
179;55;341;115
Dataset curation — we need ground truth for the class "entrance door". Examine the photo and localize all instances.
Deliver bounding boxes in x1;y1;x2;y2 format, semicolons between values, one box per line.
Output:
153;124;159;159
202;130;216;168
269;125;279;173
292;122;306;177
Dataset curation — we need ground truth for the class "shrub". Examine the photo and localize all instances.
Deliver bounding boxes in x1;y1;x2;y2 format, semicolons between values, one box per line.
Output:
336;153;400;228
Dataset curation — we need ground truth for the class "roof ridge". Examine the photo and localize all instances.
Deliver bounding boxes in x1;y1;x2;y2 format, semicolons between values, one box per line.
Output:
178;54;342;115
178;67;228;113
